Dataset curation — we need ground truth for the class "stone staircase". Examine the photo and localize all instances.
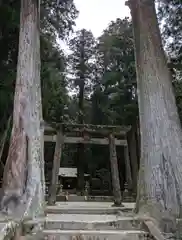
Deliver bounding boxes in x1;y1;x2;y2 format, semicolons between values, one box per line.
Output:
23;202;156;240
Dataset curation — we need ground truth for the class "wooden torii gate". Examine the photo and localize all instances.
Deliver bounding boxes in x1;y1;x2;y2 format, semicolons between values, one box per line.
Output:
44;122;136;206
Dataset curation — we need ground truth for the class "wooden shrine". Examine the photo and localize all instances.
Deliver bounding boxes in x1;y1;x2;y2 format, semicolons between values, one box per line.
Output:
57;167;90;195
44;122;139;206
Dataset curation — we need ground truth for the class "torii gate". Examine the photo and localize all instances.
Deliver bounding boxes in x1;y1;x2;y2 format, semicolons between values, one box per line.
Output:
44;122;138;206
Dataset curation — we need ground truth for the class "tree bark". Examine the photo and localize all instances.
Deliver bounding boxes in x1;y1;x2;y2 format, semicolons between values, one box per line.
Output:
1;0;45;218
128;0;182;233
109;133;122;206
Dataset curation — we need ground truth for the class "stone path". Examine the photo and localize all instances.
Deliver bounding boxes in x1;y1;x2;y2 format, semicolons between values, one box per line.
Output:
25;201;152;240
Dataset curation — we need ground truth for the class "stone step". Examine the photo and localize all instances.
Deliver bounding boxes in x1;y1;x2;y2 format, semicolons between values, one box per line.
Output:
46;207;131;215
46;202;134;215
45;219;143;231
25;215;148;232
43;229;149;240
50;195;135;203
47;202;135;209
46;215;144;231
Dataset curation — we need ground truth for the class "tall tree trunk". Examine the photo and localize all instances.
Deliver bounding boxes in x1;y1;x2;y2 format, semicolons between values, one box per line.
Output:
1;0;45;218
77;81;85;195
77;30;86;195
128;0;182;234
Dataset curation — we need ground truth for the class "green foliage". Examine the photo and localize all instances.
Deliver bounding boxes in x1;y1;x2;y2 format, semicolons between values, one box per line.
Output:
41;34;68;122
68;29;96;123
41;0;78;39
158;0;182;121
158;0;182;55
158;1;182;76
91;18;137;126
68;29;95;94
